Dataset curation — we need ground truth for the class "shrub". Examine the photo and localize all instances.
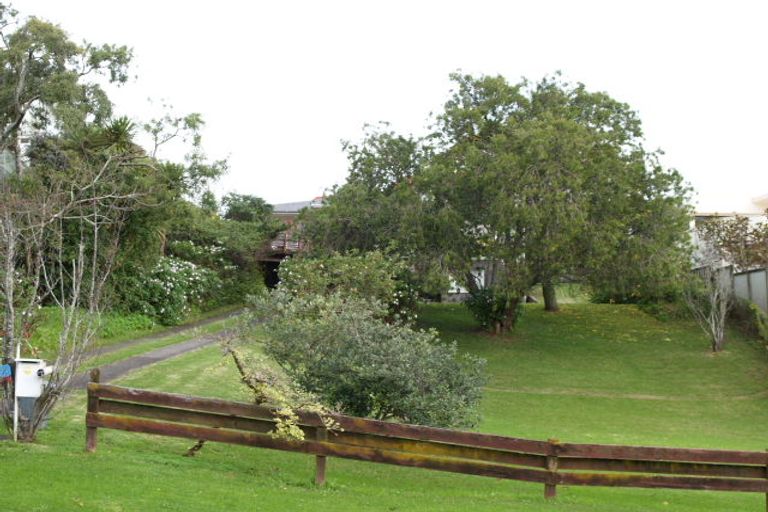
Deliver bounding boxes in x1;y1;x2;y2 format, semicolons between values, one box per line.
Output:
212;268;266;307
637;300;691;322
277;251;418;322
464;288;524;333
252;292;486;428
167;240;227;268
142;256;220;325
730;298;768;343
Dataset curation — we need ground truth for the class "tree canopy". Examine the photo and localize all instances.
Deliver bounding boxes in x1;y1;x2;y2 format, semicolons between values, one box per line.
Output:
302;73;692;332
0;4;131;169
698;213;768;271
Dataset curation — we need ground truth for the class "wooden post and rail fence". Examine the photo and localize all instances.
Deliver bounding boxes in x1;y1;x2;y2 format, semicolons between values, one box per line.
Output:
85;370;768;506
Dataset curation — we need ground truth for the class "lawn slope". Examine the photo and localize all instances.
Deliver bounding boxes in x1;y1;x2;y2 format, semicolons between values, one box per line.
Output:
2;303;766;511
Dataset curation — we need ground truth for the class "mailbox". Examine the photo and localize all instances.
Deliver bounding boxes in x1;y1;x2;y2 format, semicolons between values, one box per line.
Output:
15;359;52;398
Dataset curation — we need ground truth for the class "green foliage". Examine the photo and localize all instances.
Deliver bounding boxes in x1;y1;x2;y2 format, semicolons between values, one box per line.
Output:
343;123;426;194
464;288;524;332
216;268;266;307
97;312;156;339
754;304;768;342
253;292;486;428
300;128;443;296
4;304;768;510
698;212;768;270
168;239;227;269
140;257;220;325
428;73;691;316
729;298;768;343
0;7;132;154
277;251;418;322
585;161;692;304
637;300;691;322
199;190;219;215
28;307;155;357
222;193;273;223
302;73;692;330
161;199;276;308
143;108;227;195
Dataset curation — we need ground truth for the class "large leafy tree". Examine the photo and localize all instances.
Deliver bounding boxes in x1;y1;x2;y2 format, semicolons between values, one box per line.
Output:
0;5;232;438
222;193;273;223
428;74;691;320
0;4;131;168
300;127;447;294
301;125;427;254
1;4;132;358
304;73;691;333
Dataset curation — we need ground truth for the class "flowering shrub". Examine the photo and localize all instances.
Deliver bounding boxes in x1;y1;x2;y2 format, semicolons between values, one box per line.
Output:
277;251;419;322
167;240;226;268
142;256;220;324
168;239;261;307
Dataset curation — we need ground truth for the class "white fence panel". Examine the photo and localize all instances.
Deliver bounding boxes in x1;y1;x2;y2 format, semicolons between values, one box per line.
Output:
734;274;750;299
733;268;768;313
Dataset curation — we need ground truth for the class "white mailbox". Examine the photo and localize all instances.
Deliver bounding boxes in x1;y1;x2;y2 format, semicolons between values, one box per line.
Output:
15;358;52;398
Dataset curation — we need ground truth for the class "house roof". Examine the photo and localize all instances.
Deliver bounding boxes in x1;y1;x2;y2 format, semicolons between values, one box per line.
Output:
271;197;324;214
272;201;312;214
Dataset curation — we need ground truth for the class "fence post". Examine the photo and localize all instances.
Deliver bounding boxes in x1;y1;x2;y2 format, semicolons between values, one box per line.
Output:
315;425;328;486
85;368;100;453
545;438;560;499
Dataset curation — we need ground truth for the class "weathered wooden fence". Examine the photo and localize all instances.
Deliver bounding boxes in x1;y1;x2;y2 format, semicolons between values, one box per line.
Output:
85;370;768;505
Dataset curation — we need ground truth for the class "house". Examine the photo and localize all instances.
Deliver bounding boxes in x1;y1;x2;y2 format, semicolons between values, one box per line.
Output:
444;263;490;302
692;193;768;265
258;197;323;287
692;194;768;313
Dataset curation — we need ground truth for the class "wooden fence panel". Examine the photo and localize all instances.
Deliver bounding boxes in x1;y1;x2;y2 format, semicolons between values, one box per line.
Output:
85;379;768;507
85;412;551;483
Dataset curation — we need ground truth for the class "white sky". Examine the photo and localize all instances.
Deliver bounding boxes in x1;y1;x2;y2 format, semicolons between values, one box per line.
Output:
13;0;768;212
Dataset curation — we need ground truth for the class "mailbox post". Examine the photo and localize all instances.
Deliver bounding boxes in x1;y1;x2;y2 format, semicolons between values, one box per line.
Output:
13;358;53;441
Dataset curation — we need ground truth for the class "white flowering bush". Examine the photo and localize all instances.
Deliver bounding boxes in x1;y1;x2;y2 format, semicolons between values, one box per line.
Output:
143;256;220;324
167;238;265;307
167;240;226;267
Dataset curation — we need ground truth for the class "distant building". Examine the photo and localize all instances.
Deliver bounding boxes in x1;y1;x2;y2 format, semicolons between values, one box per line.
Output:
692;193;768;268
258;197;323;287
692;194;768;313
694;194;768;226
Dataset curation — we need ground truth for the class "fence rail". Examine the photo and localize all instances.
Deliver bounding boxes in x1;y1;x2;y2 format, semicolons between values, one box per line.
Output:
85;370;768;505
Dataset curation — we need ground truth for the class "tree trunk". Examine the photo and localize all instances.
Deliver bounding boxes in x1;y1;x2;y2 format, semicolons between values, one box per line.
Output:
542;281;559;312
464;270;480;294
2;222;15;360
498;296;521;335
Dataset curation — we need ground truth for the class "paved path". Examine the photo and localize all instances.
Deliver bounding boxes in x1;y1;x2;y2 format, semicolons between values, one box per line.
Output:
86;309;242;359
70;315;240;389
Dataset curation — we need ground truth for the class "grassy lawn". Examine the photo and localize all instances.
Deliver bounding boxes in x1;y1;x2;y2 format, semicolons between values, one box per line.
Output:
28;305;241;360
2;303;767;511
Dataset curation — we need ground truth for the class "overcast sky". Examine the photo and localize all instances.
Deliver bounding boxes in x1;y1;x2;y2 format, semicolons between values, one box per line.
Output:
13;0;768;212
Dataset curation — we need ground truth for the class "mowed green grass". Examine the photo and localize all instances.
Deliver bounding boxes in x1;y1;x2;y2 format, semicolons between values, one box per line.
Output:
2;303;768;511
29;304;241;360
